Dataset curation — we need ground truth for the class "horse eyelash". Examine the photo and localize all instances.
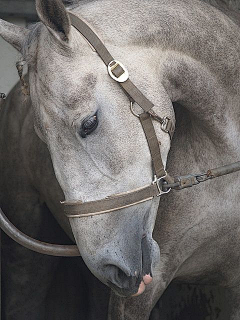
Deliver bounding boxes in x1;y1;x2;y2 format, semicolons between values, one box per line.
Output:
71;114;81;127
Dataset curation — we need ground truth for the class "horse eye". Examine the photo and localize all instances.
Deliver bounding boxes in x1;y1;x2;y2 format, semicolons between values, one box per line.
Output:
80;113;98;138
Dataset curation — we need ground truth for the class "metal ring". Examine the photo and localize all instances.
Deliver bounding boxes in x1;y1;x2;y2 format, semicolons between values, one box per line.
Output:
153;175;172;196
0;93;6;100
130;101;143;118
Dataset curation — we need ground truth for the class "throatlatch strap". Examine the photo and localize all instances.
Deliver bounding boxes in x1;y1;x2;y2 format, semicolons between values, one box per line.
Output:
139;113;166;178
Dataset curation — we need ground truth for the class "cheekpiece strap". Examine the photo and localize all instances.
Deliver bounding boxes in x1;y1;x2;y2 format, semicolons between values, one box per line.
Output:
69;11;169;177
139;113;166;178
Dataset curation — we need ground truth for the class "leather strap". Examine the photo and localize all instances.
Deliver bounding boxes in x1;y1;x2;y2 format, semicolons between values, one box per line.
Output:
139;113;166;178
64;183;160;218
162;161;240;191
69;12;155;113
0;207;80;256
63;12;172;218
69;12;167;174
1;12;240;256
69;12;114;65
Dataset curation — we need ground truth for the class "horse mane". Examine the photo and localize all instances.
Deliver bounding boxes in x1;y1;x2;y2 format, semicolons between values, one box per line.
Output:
202;0;240;10
62;0;79;3
20;0;240;65
21;23;41;64
201;0;240;25
62;0;240;9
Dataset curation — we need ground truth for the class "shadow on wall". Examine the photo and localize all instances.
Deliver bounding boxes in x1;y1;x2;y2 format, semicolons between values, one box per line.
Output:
150;282;231;320
46;257;231;320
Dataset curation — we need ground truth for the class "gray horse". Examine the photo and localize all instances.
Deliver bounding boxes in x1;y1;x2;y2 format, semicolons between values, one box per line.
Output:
1;0;240;319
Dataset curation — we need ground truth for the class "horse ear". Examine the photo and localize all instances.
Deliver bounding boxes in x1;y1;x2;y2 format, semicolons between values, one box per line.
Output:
0;19;30;52
36;0;71;42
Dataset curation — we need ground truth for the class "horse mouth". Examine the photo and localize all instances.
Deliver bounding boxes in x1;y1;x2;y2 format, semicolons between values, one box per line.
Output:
107;278;141;297
107;274;153;297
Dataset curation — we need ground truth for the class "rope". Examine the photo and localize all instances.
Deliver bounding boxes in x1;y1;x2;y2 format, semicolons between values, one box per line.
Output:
16;61;29;96
162;161;240;191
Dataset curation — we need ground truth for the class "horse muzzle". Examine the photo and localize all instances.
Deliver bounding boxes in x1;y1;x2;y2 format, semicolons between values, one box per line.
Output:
101;235;155;297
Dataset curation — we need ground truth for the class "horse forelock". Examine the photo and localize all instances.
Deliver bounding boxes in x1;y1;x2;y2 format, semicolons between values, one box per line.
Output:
202;0;240;25
21;23;41;65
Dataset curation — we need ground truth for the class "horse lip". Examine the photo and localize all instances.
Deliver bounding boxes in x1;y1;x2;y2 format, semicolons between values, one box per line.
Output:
107;278;142;297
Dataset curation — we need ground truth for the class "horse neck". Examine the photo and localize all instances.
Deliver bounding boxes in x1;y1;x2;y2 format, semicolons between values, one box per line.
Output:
169;102;240;175
201;0;240;27
166;83;240;175
159;46;240;172
156;74;240;278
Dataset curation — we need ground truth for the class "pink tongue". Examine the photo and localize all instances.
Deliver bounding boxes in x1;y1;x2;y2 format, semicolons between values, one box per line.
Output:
143;274;153;285
131;274;153;297
132;281;145;296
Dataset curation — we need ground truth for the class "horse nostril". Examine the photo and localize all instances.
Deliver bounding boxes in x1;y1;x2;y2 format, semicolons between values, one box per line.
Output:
116;266;129;283
105;264;141;293
105;264;130;285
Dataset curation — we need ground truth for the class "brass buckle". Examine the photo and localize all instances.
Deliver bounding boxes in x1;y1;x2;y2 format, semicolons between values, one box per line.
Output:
108;60;129;83
153;175;172;196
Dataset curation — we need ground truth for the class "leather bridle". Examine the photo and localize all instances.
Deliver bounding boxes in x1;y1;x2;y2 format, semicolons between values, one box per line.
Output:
63;12;175;218
0;12;240;256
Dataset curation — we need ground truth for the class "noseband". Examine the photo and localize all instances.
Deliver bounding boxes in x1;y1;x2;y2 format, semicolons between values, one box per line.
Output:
63;12;175;218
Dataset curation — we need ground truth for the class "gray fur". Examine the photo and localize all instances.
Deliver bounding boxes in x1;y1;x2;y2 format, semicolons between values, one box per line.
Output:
36;0;71;41
0;0;240;319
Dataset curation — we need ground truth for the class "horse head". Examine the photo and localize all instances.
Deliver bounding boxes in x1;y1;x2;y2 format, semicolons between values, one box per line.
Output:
0;0;175;297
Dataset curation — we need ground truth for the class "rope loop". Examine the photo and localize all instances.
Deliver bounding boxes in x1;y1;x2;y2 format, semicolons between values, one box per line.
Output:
0;93;6;100
16;60;30;96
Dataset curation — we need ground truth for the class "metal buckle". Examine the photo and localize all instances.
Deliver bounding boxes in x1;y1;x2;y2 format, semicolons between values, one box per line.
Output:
130;101;142;118
161;117;171;133
153;175;172;196
108;60;129;83
0;93;6;100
